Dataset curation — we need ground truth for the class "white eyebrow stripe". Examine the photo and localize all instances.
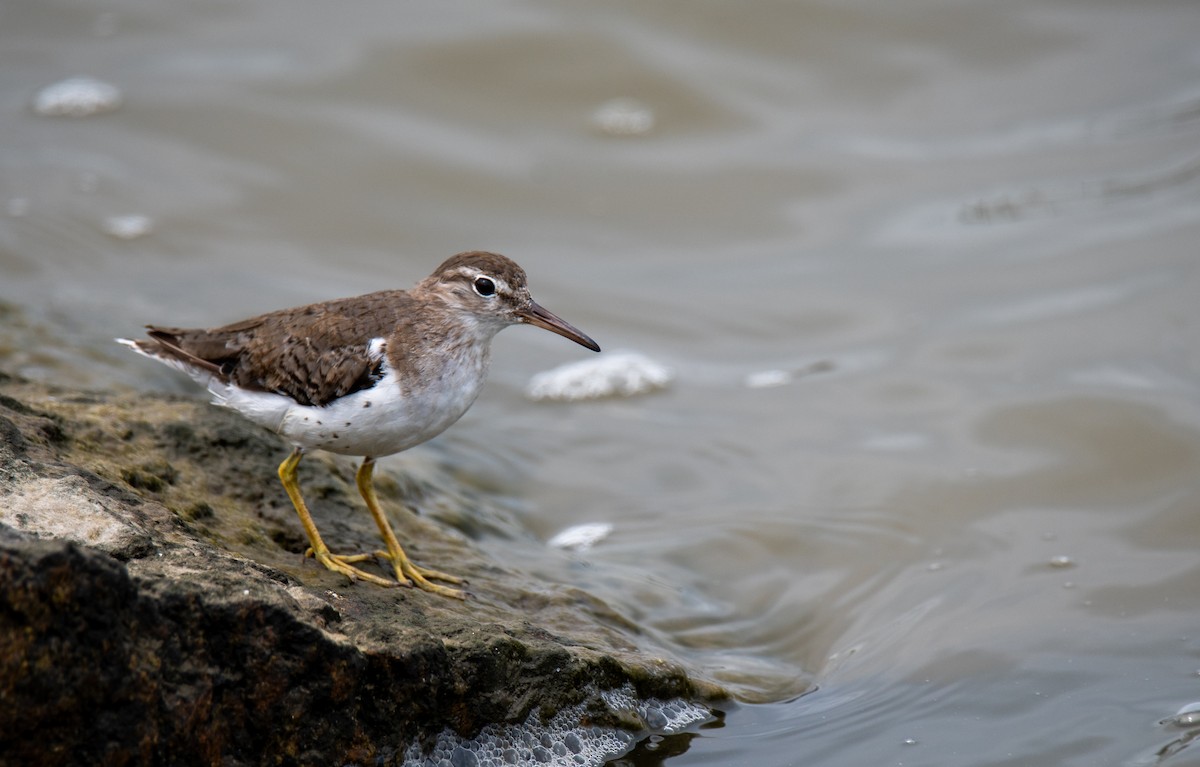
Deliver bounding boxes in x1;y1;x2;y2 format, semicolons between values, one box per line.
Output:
454;267;512;295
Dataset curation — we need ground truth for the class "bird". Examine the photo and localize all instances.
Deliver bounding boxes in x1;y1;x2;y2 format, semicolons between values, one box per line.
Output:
120;251;600;599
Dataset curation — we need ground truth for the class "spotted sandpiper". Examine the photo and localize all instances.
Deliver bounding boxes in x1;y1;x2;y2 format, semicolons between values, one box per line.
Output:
120;251;600;599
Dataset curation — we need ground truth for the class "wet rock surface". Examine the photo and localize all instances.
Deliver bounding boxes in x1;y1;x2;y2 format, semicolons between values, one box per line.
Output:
0;372;725;766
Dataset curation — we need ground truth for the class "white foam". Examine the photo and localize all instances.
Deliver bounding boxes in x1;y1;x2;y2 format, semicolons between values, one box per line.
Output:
32;77;122;117
526;351;671;402
744;369;792;388
547;522;613;551
103;215;154;240
400;684;713;767
591;98;656;136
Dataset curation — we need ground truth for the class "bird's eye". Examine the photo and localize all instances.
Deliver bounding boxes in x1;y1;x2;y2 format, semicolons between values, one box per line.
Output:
473;276;496;297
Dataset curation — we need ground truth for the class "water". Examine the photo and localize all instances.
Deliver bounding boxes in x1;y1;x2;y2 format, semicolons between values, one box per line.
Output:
3;0;1200;764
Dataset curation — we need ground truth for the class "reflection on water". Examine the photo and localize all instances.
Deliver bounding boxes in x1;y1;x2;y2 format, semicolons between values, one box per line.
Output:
3;0;1200;764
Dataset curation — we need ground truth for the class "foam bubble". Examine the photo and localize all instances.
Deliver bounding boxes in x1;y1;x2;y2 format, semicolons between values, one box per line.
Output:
526;351;671;402
1164;701;1200;728
32;77;122;117
591;98;655;136
103;215;154;239
745;369;792;388
547;523;613;551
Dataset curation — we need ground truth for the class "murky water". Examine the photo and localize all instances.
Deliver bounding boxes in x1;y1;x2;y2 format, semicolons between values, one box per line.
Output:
4;0;1200;764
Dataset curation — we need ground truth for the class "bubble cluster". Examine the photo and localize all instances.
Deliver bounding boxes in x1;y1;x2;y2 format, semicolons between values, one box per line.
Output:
32;77;122;117
744;369;792;389
591;98;655;136
400;684;712;767
547;522;614;552
103;215;154;240
526;351;671;402
637;697;712;733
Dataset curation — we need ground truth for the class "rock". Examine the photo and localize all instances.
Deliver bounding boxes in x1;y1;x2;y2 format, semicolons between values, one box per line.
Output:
0;373;725;766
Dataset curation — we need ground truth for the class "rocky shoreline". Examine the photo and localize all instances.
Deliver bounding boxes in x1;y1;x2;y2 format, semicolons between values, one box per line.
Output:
0;372;725;766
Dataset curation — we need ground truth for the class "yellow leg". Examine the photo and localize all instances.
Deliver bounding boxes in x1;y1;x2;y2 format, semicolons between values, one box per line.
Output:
357;457;468;599
277;448;396;588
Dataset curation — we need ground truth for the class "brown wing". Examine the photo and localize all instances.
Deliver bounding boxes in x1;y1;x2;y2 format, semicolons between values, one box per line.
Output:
144;290;410;407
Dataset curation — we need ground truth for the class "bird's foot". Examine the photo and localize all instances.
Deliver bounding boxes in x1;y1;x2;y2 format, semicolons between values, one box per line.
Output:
305;547;468;597
305;547;398;588
375;549;469;599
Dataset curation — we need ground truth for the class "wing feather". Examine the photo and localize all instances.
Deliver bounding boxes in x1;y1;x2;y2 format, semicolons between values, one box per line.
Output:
141;290;409;407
